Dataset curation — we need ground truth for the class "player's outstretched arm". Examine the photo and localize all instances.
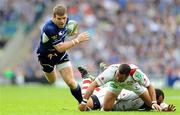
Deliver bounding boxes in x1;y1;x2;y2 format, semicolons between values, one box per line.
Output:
54;32;89;52
147;84;161;111
79;81;99;111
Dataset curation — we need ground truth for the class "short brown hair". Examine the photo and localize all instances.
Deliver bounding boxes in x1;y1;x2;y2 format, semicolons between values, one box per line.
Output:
53;4;67;16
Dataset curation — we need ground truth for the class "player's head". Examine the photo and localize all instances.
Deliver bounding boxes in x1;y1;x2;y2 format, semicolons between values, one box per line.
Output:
115;64;131;82
52;4;68;28
155;88;164;105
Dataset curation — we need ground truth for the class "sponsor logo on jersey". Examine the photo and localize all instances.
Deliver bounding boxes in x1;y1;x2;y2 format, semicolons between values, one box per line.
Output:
134;71;142;80
51;35;58;40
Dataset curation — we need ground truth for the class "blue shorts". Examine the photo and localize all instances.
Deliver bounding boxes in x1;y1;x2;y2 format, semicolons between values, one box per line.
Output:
37;53;69;73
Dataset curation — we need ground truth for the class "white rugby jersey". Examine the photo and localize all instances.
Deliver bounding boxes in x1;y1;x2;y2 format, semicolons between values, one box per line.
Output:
94;87;169;111
113;89;144;111
113;89;169;111
95;64;150;95
94;88;144;110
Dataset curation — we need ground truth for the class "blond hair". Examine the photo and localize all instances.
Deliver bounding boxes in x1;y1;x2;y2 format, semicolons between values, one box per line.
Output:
53;4;67;16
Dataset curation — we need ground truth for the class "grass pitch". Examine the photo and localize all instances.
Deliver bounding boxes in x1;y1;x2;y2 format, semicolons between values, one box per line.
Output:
0;85;180;115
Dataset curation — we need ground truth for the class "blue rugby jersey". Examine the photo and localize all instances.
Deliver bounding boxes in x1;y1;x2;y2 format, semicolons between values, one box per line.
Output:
37;19;69;56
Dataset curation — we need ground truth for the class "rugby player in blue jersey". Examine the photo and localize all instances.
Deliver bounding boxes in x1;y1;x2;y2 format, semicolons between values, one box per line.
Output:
37;4;89;104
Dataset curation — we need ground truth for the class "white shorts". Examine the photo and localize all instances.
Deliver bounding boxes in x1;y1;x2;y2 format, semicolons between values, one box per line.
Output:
56;61;72;70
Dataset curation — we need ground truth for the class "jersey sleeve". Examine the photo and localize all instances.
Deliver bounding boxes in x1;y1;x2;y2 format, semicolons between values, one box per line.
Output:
132;69;150;87
95;66;115;86
43;25;62;45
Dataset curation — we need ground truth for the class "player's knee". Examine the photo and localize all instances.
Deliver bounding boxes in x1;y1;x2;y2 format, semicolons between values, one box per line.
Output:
44;71;56;84
47;79;56;84
66;80;76;89
44;75;56;84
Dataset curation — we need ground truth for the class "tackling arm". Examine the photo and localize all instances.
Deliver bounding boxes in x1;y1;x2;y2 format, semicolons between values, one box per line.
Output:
146;84;161;111
79;81;99;111
147;84;156;103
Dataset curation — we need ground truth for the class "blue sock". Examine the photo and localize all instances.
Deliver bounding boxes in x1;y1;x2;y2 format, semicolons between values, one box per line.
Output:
70;84;82;103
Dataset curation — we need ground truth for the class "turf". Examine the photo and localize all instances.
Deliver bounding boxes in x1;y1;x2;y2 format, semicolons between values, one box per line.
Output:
0;85;180;115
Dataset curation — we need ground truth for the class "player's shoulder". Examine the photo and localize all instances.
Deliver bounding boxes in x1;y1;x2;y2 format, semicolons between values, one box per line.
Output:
129;64;138;69
102;64;119;74
128;64;145;81
43;20;57;33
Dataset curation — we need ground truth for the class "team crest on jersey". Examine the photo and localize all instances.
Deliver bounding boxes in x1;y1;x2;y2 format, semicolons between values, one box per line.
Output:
58;31;65;36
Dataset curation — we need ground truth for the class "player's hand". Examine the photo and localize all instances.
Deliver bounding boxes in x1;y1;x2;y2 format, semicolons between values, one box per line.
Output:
166;104;176;112
78;103;86;111
152;103;161;111
77;32;89;43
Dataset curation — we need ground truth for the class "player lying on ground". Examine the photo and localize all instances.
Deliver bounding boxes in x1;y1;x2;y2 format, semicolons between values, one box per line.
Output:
78;65;176;111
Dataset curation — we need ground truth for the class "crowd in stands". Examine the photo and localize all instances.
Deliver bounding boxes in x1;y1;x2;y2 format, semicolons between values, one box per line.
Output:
66;0;180;80
1;0;180;87
0;0;52;44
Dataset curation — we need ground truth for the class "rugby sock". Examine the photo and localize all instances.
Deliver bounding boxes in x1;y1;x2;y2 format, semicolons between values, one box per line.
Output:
70;83;82;104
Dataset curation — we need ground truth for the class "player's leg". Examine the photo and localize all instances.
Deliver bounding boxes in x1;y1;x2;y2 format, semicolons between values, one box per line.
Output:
43;70;56;84
81;77;92;96
38;54;56;84
78;66;95;80
102;91;117;111
39;63;56;84
79;77;101;110
78;66;106;110
57;61;82;103
78;66;100;96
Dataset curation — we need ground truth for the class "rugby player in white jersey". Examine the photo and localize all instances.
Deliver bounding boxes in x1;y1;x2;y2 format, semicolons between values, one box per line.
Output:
78;65;176;112
78;63;161;111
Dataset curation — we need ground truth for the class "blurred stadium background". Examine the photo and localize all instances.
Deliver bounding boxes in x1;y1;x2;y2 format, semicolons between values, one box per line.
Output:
0;0;180;114
0;0;180;88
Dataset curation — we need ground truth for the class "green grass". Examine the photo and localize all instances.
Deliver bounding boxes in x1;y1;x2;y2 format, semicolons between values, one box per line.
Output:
0;85;180;115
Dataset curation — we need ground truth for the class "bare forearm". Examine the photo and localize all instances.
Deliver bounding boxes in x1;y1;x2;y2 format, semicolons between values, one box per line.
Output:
54;38;79;52
83;81;98;100
54;32;89;52
147;84;156;101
